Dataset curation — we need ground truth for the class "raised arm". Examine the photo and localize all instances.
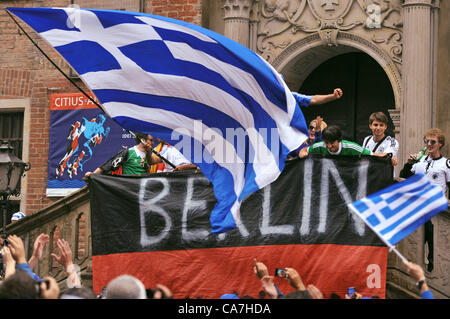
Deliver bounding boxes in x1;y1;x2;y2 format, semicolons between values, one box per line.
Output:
310;88;343;105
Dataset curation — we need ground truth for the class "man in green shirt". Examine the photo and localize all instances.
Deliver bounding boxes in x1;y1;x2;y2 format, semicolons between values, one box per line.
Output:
85;132;160;176
306;125;372;156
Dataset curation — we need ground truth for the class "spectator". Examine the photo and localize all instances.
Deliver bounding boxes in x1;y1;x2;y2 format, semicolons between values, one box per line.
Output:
51;238;81;288
11;211;25;223
304;125;373;157
84;132;160;177
0;270;39;299
292;88;343;108
103;274;147;299
6;234;40;281
253;258;281;299
289;116;326;159
402;260;434;299
253;258;323;299
147;284;173;299
0;245;16;280
399;128;450;271
28;233;50;270
151;138;198;173
60;287;96;299
400;128;450;198
362;112;399;167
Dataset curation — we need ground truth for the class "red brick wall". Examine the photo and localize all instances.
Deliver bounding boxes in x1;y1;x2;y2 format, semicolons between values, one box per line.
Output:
0;0;203;215
145;0;202;24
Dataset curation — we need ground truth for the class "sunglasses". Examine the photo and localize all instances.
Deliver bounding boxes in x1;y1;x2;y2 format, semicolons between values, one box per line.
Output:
424;138;437;145
309;125;315;130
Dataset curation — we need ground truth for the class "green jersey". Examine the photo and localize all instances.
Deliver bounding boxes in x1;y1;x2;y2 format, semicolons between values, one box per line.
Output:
122;146;149;175
308;140;372;156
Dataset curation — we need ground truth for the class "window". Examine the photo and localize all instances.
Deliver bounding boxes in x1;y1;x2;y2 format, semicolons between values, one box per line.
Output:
0;112;24;159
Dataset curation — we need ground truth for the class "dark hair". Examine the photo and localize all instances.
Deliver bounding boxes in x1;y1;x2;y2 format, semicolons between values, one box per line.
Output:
134;132;150;145
282;290;312;299
0;271;40;299
60;287;97;299
322;125;342;142
369;112;388;125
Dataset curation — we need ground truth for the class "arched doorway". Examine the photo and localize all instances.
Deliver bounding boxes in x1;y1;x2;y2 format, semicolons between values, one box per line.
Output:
298;52;396;145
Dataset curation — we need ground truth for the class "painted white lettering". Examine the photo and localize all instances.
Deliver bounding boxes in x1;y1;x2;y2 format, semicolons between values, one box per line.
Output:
366;264;381;288
300;158;313;236
182;177;210;241
139;178;172;247
318;159;367;234
260;185;294;235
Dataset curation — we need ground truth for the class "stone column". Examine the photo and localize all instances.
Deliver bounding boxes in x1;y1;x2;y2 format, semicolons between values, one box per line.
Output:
222;0;253;47
400;0;434;162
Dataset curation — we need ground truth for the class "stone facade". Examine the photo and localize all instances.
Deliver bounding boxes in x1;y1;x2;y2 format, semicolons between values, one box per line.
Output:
0;0;448;298
203;0;449;298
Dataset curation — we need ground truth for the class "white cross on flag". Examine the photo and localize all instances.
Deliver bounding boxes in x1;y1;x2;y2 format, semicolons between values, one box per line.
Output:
348;173;448;247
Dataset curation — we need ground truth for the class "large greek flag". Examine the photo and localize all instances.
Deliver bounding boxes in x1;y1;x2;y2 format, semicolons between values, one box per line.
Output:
348;174;448;246
8;7;308;234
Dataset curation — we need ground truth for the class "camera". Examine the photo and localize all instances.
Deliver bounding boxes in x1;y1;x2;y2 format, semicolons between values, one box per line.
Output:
275;268;288;278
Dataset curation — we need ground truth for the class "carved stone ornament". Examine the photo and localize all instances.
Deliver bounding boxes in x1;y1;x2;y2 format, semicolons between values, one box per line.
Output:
307;0;359;30
256;0;403;67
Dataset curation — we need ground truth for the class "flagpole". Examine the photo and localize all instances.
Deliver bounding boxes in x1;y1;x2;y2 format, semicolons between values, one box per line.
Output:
6;10;106;114
389;246;408;263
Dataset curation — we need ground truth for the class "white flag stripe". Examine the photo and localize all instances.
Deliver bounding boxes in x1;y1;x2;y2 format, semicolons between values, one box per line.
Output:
163;41;306;150
383;195;448;241
84;69;280;187
358;175;431;219
358;198;388;222
104;100;246;196
136;16;216;43
373;185;443;232
8;7;312;233
43;11;281;180
41;22;163;47
359;179;433;220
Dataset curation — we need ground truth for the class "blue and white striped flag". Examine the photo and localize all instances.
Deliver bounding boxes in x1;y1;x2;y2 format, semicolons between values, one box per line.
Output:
8;7;309;234
348;174;448;247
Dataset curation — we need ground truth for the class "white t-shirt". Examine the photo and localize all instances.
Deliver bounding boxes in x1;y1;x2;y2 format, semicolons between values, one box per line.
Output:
158;145;191;172
412;155;450;196
362;135;399;157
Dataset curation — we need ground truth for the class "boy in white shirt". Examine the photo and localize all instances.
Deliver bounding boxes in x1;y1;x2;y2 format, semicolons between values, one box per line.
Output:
362;112;399;167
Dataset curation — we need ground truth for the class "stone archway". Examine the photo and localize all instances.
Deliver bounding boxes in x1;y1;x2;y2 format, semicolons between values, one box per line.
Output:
271;32;401;116
270;32;402;143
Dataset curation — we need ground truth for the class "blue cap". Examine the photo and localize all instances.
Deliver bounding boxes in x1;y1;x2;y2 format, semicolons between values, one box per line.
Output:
11;211;25;221
220;293;239;299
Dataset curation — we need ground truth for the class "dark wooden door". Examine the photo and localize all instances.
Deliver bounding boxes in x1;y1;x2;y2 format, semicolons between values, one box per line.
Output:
298;52;396;145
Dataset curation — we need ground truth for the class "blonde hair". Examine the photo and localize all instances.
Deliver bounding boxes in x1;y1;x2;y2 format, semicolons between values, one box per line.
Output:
424;128;445;148
309;119;327;131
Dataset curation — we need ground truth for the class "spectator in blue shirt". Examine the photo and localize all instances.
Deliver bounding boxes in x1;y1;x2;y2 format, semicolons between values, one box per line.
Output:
403;260;434;299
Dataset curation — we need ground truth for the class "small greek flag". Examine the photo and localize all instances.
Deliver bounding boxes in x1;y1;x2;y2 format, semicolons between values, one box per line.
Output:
348;174;448;247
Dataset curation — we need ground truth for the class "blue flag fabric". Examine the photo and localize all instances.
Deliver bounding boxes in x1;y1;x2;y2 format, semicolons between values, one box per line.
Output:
348;174;448;246
8;7;309;234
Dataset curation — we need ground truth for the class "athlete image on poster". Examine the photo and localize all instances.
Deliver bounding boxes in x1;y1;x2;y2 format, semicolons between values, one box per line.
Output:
47;93;135;197
56;113;111;178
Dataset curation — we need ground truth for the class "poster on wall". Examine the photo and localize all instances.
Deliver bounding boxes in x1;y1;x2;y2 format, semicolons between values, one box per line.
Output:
46;93;135;197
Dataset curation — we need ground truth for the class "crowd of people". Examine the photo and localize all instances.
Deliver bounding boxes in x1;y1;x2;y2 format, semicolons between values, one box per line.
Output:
1;88;447;300
0;232;434;299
